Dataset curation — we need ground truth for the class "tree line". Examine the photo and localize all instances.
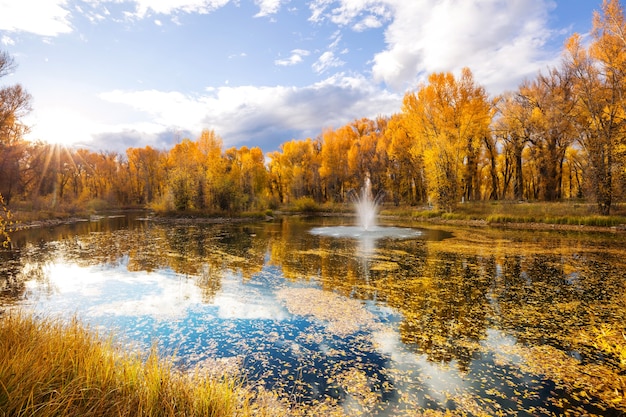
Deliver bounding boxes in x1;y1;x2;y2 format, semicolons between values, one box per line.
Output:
2;0;626;216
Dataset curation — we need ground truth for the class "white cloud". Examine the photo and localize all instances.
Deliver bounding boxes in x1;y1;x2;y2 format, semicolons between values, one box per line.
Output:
313;50;344;73
93;74;400;151
99;89;209;129
375;0;558;92
254;0;283;17
313;31;346;74
130;0;232;18
275;49;310;66
0;0;73;36
309;0;391;26
352;14;384;32
1;35;15;46
0;0;237;36
309;0;561;94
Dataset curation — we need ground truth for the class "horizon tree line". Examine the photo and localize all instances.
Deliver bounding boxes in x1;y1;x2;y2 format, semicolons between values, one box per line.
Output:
1;0;626;216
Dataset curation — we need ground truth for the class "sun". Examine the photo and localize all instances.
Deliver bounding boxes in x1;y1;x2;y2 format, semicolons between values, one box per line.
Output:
25;106;96;148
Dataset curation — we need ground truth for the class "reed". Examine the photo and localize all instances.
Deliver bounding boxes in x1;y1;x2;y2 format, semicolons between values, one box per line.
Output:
0;312;283;417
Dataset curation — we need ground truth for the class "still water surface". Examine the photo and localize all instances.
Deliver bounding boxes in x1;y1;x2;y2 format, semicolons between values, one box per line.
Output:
1;214;625;416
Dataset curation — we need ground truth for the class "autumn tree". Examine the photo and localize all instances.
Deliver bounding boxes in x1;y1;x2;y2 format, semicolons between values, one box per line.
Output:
33;144;78;205
196;129;226;210
383;113;426;205
223;146;268;211
0;50;32;204
126;146;165;205
319;127;352;202
346;117;388;199
268;138;321;204
165;138;203;211
494;92;535;200
523;67;578;201
564;0;626;214
403;68;492;211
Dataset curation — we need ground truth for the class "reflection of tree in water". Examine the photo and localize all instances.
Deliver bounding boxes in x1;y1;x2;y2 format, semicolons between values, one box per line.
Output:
195;264;222;303
270;223;626;375
0;251;27;303
0;242;59;303
492;252;626;356
394;252;493;371
6;216;626;385
269;224;495;370
0;220;274;307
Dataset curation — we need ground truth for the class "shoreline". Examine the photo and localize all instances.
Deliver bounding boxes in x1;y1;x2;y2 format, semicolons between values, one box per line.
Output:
8;210;626;235
406;216;626;233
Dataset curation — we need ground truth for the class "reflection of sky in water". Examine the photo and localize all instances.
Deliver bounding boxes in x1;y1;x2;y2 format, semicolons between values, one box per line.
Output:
16;252;610;415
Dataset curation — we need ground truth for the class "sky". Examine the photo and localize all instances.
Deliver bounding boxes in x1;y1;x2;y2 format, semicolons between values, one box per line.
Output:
0;0;604;154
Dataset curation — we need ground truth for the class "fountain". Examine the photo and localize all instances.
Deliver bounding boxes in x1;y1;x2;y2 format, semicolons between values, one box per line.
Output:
354;176;380;231
309;177;421;240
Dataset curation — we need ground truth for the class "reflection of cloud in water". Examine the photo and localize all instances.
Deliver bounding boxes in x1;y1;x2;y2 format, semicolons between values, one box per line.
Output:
371;326;524;408
371;328;466;405
27;262;108;297
28;258;203;320
89;289;201;319
212;274;289;320
36;259;292;322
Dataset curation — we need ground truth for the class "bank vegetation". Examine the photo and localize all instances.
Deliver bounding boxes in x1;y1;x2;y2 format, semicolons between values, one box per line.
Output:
0;312;286;417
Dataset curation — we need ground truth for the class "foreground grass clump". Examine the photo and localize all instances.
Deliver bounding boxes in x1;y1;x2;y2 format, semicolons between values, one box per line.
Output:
0;313;280;417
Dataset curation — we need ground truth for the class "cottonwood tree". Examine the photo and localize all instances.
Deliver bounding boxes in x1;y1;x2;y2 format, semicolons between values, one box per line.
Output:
346;117;387;196
402;68;492;211
126;146;165;205
383;113;427;205
494;92;535;200
0;50;32;205
268;138;321;204
319;126;352;202
564;0;626;214
224;145;268;211
518;67;577;201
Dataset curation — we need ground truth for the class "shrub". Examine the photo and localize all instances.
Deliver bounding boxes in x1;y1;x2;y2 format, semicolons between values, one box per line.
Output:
291;197;320;213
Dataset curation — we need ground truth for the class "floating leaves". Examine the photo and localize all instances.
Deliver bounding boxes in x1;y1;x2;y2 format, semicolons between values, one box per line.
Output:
276;287;380;336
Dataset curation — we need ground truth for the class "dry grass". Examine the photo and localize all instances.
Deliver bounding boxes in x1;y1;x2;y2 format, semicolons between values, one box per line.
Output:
453;201;626;223
380;201;626;227
0;312;285;417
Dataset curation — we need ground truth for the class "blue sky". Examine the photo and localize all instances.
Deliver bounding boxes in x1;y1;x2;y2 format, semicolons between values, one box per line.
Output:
0;0;603;153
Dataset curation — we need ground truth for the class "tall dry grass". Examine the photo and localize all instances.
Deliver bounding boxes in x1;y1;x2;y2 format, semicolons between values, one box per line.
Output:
0;312;284;417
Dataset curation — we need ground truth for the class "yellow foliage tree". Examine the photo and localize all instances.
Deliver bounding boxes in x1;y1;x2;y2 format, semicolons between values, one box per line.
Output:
268;138;321;204
402;68;492;211
319;127;352;202
564;0;626;214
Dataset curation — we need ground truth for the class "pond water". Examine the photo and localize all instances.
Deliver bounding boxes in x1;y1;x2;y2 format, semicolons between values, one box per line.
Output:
1;214;626;416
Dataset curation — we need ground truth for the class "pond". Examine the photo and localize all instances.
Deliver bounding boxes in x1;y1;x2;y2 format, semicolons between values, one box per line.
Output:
1;214;626;416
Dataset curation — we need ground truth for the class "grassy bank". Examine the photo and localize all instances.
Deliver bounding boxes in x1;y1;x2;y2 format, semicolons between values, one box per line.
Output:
8;199;626;232
381;201;626;229
0;313;282;417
